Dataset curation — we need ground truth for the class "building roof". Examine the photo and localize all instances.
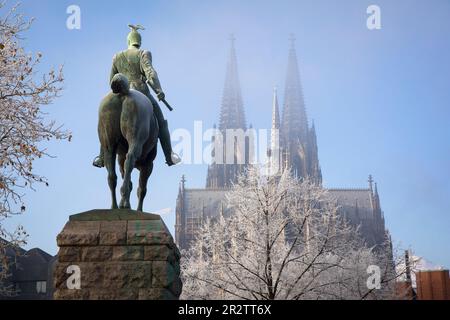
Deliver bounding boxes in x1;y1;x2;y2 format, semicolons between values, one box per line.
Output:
182;188;228;220
13;248;54;282
329;188;373;207
1;238;54;283
181;187;376;220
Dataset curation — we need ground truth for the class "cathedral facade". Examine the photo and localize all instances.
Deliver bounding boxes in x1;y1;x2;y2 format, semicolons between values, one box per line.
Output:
175;38;390;251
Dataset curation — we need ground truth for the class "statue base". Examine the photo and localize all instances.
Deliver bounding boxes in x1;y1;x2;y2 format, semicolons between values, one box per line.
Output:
53;209;182;300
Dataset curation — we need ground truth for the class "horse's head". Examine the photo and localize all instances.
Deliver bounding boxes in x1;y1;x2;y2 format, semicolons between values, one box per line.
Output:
110;73;130;95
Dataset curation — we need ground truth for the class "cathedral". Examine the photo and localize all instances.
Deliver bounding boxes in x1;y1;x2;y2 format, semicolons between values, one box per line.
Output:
175;37;390;251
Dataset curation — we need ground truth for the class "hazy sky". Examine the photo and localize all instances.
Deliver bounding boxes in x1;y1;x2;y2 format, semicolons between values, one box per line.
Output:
3;0;450;267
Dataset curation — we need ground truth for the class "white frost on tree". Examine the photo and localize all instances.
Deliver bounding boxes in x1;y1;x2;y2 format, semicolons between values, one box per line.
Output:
181;167;398;300
0;2;69;296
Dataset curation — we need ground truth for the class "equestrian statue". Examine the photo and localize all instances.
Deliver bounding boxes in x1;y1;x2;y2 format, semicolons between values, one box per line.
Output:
96;24;180;211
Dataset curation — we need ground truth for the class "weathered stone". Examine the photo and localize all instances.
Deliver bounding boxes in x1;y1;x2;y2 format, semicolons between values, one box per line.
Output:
53;289;89;300
152;261;176;288
54;262;105;289
138;288;177;300
173;245;181;260
81;246;113;262
103;262;131;284
99;220;127;245
57;221;100;246
127;220;173;245
89;289;138;300
112;246;144;261
144;245;175;263
102;261;152;289
53;262;72;289
172;259;181;277
170;277;183;297
70;209;160;221
127;261;152;289
80;262;105;289
54;210;181;300
58;246;81;262
128;231;174;245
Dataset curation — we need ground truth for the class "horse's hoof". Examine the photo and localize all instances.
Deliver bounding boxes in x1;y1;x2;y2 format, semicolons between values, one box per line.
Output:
119;202;131;209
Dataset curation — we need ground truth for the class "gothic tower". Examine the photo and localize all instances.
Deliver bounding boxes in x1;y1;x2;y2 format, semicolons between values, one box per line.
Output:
206;36;249;188
280;35;322;184
268;87;281;176
175;175;186;248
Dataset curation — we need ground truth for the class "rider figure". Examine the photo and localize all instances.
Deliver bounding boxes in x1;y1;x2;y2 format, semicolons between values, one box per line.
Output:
93;24;181;168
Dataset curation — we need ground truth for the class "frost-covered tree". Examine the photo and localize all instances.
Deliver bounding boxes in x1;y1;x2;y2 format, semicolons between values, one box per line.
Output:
181;167;397;300
0;2;69;295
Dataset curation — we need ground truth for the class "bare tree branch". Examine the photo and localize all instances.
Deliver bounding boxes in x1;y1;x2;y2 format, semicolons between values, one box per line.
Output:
0;2;70;296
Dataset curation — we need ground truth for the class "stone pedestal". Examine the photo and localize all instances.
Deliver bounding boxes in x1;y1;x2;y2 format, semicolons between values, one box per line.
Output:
53;209;182;300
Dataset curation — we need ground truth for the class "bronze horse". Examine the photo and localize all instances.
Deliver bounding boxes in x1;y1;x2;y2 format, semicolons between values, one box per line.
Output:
98;73;159;211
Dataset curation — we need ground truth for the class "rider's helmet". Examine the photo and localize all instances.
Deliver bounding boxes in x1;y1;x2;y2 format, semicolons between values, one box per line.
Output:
127;24;145;48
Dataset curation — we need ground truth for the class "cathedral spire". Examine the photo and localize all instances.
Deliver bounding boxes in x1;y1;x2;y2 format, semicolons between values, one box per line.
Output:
373;182;381;213
368;174;374;193
180;174;186;191
279;35;321;183
272;87;280;130
281;34;308;144
218;34;246;131
269;87;281;175
206;36;248;189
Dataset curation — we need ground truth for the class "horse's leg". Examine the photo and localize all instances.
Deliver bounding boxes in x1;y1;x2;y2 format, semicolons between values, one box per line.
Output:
118;153;125;179
104;149;118;209
119;143;142;209
137;162;154;212
137;146;157;211
118;152;132;192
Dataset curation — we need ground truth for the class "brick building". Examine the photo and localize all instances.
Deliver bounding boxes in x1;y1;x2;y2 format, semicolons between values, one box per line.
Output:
416;270;450;300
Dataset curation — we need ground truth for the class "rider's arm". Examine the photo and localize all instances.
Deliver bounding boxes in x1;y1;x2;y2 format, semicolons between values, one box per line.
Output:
109;54;119;84
140;50;164;99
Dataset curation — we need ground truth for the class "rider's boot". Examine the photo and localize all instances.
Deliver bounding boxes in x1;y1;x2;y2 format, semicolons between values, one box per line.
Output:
159;119;181;166
93;148;105;168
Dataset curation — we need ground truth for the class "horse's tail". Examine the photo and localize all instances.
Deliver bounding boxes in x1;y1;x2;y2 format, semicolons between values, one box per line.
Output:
110;73;130;96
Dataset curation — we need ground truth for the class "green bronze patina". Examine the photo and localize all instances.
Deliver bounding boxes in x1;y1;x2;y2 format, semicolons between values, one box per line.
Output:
127;24;144;47
69;209;160;221
97;25;181;211
94;25;180;167
98;73;159;211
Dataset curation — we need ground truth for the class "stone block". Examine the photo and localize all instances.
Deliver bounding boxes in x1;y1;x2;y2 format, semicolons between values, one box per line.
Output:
152;261;176;288
58;246;81;262
170;277;183;297
144;245;175;263
127;220;173;245
53;210;181;300
53;289;89;300
103;261;152;289
89;289;138;300
54;262;105;290
99;220;127;245
80;262;106;289
112;245;144;261
81;246;113;262
57;221;100;246
138;288;177;300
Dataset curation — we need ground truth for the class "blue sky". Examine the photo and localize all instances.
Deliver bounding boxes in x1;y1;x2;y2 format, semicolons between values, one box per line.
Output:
3;0;450;267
